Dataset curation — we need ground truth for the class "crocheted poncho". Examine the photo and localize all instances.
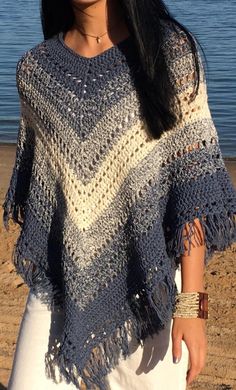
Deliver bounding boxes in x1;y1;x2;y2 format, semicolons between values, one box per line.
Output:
2;20;236;389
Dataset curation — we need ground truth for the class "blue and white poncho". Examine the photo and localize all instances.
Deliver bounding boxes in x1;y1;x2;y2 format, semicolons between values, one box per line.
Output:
2;19;236;389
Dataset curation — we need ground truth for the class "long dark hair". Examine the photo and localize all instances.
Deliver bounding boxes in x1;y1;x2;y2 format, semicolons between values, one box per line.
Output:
40;0;208;139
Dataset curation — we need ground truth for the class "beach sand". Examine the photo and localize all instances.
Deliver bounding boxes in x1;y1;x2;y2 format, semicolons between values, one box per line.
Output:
0;143;236;390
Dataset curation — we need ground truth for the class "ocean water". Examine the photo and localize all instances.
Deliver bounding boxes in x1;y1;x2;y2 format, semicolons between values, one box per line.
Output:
0;0;235;157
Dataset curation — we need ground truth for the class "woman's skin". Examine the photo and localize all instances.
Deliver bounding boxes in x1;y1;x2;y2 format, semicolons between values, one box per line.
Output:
176;219;207;386
66;0;208;386
64;0;130;58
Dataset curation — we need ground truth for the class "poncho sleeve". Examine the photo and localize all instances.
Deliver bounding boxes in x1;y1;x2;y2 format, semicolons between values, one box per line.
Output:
161;27;236;267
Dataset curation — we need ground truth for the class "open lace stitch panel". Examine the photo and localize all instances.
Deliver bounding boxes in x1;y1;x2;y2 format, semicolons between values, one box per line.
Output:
1;20;236;390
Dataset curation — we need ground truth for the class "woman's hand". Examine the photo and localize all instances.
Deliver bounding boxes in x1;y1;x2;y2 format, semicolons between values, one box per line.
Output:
171;316;207;386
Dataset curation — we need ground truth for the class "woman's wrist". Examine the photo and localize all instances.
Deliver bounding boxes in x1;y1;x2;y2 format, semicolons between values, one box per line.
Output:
173;291;209;319
181;284;206;293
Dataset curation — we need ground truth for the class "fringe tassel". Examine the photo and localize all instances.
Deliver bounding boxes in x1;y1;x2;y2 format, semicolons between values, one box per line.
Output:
2;193;63;308
166;211;236;266
44;271;177;390
147;272;177;325
11;239;63;309
2;195;25;231
44;320;138;390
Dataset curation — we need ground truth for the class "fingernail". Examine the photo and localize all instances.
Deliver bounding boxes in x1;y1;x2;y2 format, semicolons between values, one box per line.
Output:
173;356;180;363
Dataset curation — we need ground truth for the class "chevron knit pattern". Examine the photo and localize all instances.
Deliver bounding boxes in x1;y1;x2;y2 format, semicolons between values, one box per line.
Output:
2;20;236;389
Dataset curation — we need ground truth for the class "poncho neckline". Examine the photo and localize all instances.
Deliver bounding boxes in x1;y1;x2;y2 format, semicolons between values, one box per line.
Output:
57;31;132;61
2;19;236;390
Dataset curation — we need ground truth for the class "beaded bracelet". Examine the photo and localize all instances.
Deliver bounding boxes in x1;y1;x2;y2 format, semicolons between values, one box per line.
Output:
172;291;208;319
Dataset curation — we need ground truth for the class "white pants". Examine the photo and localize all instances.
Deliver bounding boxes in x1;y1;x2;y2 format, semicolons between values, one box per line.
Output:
8;267;189;390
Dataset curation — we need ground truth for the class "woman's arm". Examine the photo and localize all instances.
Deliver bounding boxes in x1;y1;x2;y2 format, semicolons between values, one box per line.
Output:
181;218;205;293
172;219;208;386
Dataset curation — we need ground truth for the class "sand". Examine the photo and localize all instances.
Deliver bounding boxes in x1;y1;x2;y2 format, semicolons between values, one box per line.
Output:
0;143;236;390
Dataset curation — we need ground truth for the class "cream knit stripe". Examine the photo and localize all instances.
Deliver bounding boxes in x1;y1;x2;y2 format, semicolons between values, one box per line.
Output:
34;117;156;230
19;75;141;158
172;79;211;129
24;80;213;232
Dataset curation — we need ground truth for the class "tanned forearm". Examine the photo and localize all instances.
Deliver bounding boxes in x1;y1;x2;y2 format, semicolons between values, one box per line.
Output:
180;218;206;293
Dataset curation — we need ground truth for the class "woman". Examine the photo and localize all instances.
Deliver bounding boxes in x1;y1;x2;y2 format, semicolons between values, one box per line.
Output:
3;0;236;389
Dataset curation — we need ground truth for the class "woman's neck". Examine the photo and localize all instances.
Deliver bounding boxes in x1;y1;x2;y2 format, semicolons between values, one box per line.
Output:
66;0;130;57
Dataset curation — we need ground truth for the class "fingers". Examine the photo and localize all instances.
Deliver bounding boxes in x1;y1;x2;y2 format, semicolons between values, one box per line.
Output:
171;318;207;386
172;333;182;363
186;336;207;385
